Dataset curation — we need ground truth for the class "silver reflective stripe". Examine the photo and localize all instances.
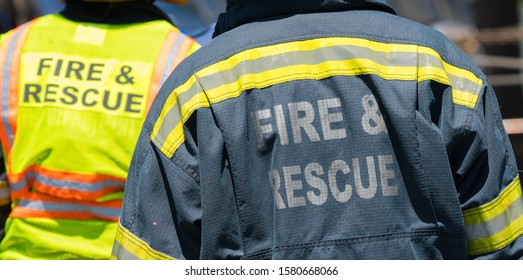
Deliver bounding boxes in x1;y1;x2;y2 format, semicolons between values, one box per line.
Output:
153;80;203;147
159;31;188;86
1;24;30;147
9;170;125;193
202;44;417;91
154;45;408;149
465;195;523;241
151;38;484;159
17;199;121;219
112;240;141;260
418;52;479;93
152;41;482;152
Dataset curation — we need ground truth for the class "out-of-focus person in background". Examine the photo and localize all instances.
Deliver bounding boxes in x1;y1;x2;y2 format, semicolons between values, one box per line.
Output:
0;0;200;259
113;0;523;259
0;0;226;45
157;0;225;44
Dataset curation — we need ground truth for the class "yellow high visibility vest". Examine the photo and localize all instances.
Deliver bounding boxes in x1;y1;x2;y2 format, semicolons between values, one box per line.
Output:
0;14;199;259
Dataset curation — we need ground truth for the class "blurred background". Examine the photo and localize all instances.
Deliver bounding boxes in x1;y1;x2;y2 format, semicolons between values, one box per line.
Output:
0;0;226;44
390;0;523;168
2;0;523;167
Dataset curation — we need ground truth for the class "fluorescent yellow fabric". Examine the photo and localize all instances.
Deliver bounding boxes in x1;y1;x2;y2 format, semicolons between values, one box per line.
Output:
112;223;174;260
0;14;199;259
14;15;167;178
0;218;116;259
463;177;523;255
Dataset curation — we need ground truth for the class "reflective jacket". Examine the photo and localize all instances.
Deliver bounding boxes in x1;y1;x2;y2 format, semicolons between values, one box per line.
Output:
113;0;523;259
0;12;199;259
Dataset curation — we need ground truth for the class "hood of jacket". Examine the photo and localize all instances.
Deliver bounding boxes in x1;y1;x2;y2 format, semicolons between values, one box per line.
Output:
213;0;396;37
61;1;174;24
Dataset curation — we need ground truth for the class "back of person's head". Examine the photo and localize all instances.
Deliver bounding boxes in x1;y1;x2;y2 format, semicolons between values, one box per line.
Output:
63;0;190;4
60;0;192;24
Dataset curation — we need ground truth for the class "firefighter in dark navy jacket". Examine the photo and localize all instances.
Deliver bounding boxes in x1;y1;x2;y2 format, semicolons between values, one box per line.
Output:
113;0;523;259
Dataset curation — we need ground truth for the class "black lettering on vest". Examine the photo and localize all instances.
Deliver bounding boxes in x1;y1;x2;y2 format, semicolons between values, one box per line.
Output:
54;59;63;77
103;90;122;111
45;84;58;103
125;93;143;113
61;86;79;105
37;58;52;76
87;63;104;81
82;89;98;107
24;83;41;102
66;61;85;80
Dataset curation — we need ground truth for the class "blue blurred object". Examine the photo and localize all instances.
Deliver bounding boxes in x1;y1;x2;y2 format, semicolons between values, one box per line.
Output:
155;0;225;45
37;0;65;15
26;0;224;45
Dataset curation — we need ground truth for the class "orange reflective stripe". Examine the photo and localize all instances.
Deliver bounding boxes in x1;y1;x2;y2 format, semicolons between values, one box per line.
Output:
147;29;179;113
171;36;197;73
10;192;122;221
0;32;14;153
8;22;33;140
32;182;124;201
0;20;36;154
9;164;126;183
9;164;125;200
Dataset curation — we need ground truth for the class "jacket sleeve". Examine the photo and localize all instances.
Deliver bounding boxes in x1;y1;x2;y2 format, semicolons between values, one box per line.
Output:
447;82;523;259
112;116;202;259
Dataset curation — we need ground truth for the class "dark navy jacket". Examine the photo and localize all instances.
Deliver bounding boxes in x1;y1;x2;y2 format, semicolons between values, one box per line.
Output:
112;0;523;259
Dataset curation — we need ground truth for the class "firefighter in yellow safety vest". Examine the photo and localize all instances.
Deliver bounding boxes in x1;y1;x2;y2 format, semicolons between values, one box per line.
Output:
0;0;200;259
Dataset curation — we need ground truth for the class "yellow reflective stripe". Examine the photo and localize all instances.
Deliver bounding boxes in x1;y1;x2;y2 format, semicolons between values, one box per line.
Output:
467;216;523;256
418;46;482;86
464;177;522;222
205;60;416;105
151;75;209;157
463;177;523;255
450;90;479;108
161;91;210;156
197;37;418;78
152;37;484;158
417;46;483;108
152;75;199;140
112;223;174;260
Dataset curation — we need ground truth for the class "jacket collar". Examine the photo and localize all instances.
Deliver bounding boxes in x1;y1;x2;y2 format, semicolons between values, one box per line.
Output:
213;0;396;37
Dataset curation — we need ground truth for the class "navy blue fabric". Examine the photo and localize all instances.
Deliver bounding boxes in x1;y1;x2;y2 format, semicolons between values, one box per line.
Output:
213;0;395;37
119;1;523;259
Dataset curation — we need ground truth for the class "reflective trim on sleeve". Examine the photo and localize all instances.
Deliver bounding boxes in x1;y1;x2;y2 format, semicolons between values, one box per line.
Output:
146;30;199;114
112;223;174;260
151;75;209;157
417;46;483;108
151;37;484;158
463;176;523;255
